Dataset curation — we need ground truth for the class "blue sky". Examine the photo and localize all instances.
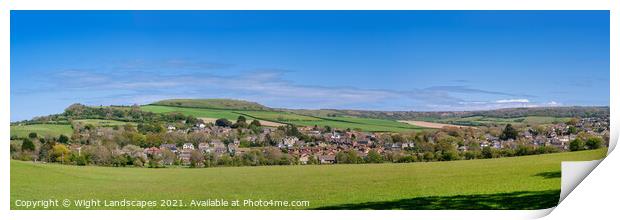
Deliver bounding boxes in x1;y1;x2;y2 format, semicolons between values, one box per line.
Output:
11;11;609;121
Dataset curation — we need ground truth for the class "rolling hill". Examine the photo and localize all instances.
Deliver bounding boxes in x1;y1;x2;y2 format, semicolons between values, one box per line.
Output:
153;99;270;111
10;148;607;210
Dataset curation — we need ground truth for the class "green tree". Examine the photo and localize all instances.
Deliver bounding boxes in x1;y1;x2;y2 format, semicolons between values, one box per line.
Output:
51;143;71;164
58;134;70;144
249;119;261;127
569;139;586;151
585;136;604;149
365;150;383;163
500;124;518;140
21;138;35;152
215;118;233;127
481;147;497;159
567;126;578;135
237;116;247;123
441;151;460;161
28;132;38;139
190;150;205;168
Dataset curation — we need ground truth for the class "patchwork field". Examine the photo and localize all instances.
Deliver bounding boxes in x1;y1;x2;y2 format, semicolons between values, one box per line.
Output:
141;105;244;119
11;148;606;210
398;120;471;129
10;124;73;138
73;119;135;127
429;116;572;126
141;105;427;132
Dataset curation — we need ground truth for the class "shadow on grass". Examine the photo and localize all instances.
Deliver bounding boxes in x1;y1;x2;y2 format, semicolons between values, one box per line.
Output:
314;190;560;210
534;171;561;179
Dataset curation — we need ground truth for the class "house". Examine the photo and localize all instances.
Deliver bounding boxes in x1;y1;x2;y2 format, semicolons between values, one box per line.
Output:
281;136;299;148
182;143;195;150
144;147;162;156
457;146;468;152
480;141;490;148
318;155;336;164
160;144;178;153
179;149;193;165
492;140;502;149
299;154;311;165
355;140;370;147
356;151;368;159
402;142;415;149
198;143;210;152
226;143;238;155
214;146;228;156
210;140;225;148
197;123;206;129
330;132;341;140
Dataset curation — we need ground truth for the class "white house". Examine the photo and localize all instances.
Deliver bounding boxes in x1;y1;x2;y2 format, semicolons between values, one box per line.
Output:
182;143;195;150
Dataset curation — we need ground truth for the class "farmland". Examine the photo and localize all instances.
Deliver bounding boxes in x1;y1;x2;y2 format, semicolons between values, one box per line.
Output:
428;116;572;126
73;119;135;127
10;148;606;210
141;105;427;132
141;105;245;120
10;124;73;138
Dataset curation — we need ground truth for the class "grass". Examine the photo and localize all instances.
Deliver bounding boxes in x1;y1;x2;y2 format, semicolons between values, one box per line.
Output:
153;99;268;110
72;119;135;127
432;116;571;126
140;105;245;120
140;105;427;132
10;148;606;210
10;124;73;138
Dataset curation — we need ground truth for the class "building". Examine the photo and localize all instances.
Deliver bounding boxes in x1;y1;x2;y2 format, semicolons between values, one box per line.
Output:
318;155;336;164
182;143;195;150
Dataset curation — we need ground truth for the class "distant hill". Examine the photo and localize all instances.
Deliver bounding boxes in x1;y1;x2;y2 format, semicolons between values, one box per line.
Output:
286;106;610;120
152;99;608;120
152;99;270;111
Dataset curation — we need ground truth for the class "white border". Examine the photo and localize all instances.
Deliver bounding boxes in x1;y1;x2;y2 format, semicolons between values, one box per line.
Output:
1;1;616;220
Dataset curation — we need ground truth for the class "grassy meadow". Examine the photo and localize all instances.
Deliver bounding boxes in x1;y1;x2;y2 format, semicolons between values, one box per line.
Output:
431;116;572;126
10;124;73;138
11;148;606;210
73;119;136;127
141;105;426;132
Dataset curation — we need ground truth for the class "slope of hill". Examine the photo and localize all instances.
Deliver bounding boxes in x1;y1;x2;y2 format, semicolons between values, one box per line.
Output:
152;99;269;111
287;106;609;121
10;148;607;210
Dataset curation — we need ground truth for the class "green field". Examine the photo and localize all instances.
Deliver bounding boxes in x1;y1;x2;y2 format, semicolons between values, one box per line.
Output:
141;105;246;120
73;119;135;127
153;98;268;110
432;116;571;126
10;124;73;138
141;105;426;132
11;148;606;210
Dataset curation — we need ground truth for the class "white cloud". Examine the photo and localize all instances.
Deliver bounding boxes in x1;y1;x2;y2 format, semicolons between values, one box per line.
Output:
25;60;552;112
495;99;530;103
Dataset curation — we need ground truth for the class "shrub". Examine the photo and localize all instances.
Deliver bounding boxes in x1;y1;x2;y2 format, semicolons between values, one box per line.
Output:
569;139;586;151
28;132;38;139
21;138;35;152
585;137;604;149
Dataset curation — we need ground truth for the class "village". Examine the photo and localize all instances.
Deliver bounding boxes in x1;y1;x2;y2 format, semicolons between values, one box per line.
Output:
128;115;609;167
10;104;609;168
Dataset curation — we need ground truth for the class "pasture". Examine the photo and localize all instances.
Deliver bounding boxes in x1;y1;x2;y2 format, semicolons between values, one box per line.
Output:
431;116;571;126
72;119;135;127
10;124;73;138
140;105;427;132
11;148;606;210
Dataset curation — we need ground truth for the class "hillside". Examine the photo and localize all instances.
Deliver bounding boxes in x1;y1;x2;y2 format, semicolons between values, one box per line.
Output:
152;99;269;111
151;99;608;120
287;106;610;121
10;148;607;210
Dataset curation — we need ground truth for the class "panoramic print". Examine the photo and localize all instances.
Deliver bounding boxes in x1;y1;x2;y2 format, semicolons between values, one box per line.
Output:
10;11;609;210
